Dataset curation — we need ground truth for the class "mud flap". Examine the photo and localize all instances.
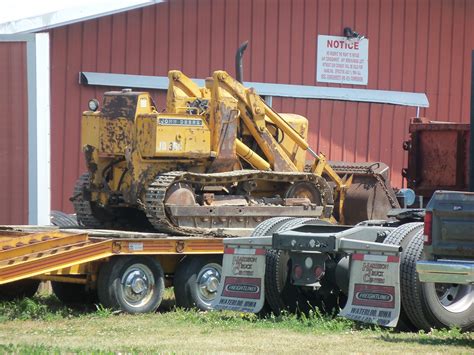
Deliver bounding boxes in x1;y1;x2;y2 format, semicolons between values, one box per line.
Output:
340;253;401;327
211;246;266;313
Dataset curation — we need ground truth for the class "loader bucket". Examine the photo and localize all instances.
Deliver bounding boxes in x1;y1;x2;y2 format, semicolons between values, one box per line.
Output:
330;162;400;225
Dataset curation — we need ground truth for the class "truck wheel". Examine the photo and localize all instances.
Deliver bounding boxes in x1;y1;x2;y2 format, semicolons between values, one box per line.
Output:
401;231;474;331
261;218;329;315
0;279;40;301
382;222;423;331
52;281;96;304
265;248;324;315
174;255;222;310
97;256;164;313
424;283;473;331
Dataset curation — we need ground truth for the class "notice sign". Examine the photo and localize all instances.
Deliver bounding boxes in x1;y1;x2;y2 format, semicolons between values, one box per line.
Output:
317;35;368;85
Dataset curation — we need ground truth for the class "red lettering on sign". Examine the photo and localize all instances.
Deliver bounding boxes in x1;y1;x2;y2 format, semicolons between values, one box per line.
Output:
326;40;359;50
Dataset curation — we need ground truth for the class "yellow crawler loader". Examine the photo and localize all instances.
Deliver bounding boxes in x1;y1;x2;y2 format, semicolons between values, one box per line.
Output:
73;66;398;233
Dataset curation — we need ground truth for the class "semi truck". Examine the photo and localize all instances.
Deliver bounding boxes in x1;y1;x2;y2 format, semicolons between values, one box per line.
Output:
211;191;473;331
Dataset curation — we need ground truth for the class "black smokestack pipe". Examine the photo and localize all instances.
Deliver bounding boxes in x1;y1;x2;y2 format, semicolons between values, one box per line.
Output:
235;41;249;83
470;50;474;191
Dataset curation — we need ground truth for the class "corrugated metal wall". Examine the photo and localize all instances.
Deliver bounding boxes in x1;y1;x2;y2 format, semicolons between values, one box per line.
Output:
49;0;474;212
0;42;28;223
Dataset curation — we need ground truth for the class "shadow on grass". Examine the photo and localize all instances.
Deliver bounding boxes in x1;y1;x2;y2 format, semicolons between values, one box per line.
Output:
0;289;179;321
379;332;473;348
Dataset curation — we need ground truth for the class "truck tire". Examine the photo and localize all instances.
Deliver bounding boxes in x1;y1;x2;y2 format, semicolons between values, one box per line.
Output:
383;222;424;246
401;230;474;331
262;218;329;315
250;217;295;238
52;281;96;304
174;255;222;311
382;222;423;331
0;279;40;301
97;256;165;313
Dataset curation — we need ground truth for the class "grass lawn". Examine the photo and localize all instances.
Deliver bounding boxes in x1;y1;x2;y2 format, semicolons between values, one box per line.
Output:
0;290;471;354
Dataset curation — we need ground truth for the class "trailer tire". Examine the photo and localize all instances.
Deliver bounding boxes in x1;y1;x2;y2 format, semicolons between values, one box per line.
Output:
52;281;96;304
382;222;423;331
174;255;222;311
401;231;474;331
97;256;164;313
97;259;118;308
0;279;40;301
50;210;79;227
262;218;329;315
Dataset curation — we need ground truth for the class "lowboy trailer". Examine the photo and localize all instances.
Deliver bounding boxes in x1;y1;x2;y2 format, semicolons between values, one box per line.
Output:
0;226;246;312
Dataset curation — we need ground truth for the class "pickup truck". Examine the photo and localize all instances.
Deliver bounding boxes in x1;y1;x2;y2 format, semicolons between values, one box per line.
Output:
416;190;473;331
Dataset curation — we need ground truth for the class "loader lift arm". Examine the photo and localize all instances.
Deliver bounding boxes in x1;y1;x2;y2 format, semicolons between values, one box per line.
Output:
166;69;356;224
213;70;353;223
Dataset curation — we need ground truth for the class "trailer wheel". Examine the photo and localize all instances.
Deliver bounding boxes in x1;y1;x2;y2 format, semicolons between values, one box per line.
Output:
382;222;423;331
0;279;40;301
174;256;222;310
52;281;96;304
97;256;164;313
401;231;474;331
256;218;329;315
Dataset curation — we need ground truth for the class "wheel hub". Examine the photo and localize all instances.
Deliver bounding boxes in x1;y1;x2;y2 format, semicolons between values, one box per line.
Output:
121;264;155;307
435;283;473;313
130;274;147;294
197;266;221;301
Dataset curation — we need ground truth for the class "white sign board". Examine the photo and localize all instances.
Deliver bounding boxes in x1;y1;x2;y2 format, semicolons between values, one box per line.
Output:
317;35;368;85
340;253;401;327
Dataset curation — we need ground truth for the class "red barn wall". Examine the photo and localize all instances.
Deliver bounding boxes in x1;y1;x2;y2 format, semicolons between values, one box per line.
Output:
0;42;28;223
49;0;474;212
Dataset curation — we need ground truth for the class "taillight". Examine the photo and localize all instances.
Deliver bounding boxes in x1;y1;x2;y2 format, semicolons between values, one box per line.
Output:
424;211;432;245
314;265;325;280
293;265;303;280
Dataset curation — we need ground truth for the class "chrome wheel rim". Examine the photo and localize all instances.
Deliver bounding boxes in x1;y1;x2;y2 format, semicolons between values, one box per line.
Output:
196;263;222;305
121;263;155;308
434;283;473;313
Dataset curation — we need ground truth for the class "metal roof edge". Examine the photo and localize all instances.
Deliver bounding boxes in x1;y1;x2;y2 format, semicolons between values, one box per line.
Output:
80;71;429;108
0;0;163;34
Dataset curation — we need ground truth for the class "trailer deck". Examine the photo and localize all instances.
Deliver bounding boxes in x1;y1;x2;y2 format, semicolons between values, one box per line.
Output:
0;226;231;285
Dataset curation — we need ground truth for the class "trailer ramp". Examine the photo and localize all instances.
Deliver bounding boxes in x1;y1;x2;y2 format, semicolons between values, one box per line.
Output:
0;229;112;284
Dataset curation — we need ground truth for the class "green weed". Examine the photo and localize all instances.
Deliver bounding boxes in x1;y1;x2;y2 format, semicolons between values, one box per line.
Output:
0;295;75;321
93;303;114;318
